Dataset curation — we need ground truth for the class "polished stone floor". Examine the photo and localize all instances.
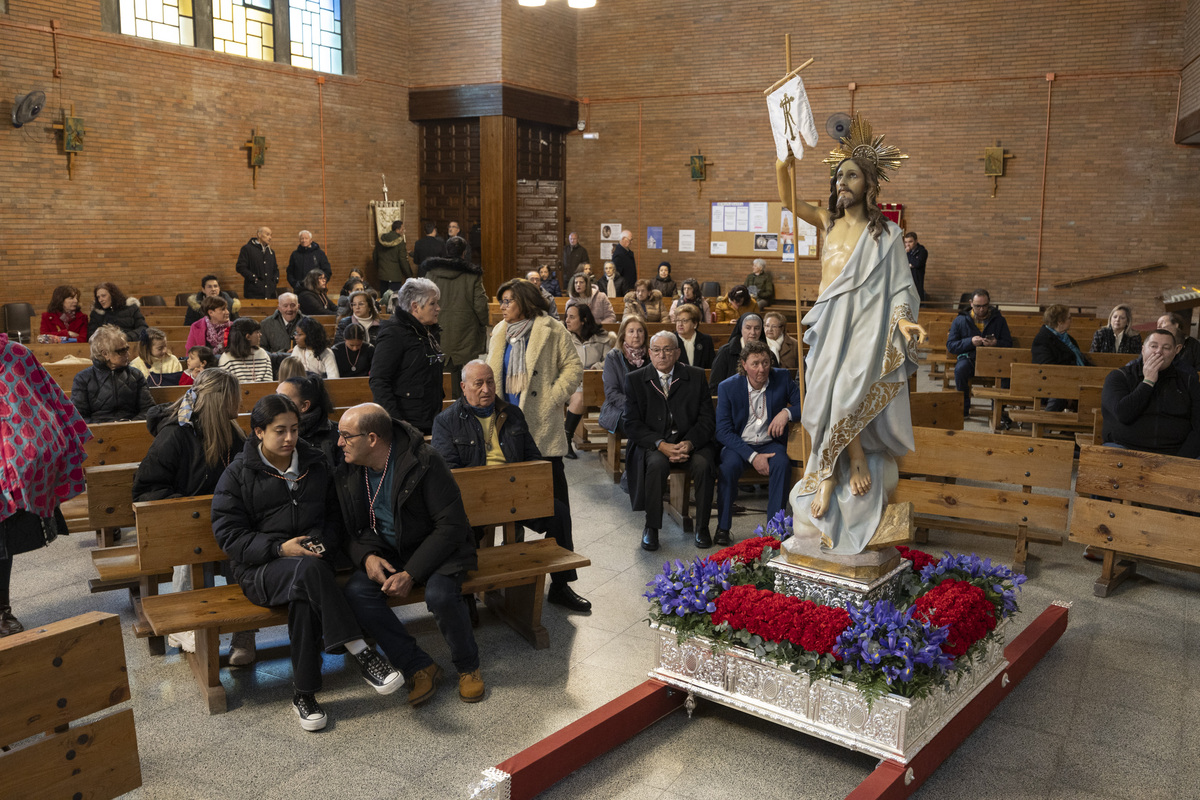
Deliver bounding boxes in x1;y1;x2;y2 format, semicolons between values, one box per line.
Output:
9;382;1200;799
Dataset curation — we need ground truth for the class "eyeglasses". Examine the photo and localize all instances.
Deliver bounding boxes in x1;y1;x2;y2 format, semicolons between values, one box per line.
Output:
337;431;366;441
113;347;130;355
499;298;515;307
649;346;678;355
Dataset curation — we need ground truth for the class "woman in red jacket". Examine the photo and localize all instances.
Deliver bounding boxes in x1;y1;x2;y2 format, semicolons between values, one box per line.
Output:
39;285;88;343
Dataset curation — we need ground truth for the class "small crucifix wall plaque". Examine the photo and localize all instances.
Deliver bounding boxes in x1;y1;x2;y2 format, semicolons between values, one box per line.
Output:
978;140;1014;198
243;129;269;189
689;150;714;197
51;104;86;180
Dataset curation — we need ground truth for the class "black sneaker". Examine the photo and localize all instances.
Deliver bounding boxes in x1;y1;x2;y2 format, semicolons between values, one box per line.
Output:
293;692;327;731
354;647;403;695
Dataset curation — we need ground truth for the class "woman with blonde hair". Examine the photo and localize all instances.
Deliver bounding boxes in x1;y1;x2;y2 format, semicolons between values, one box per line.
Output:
130;327;184;387
71;325;154;423
565;271;616;324
1091;304;1142;354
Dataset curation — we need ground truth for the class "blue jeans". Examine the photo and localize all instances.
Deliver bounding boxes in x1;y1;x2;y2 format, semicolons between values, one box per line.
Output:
342;570;480;676
717;441;789;532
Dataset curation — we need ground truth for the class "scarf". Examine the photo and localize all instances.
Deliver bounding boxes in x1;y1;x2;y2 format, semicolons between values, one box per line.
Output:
0;334;92;521
504;318;535;396
59;309;77;328
467;401;495;418
205;317;230;354
622;342;647;368
766;335;783;360
1049;326;1087;366
353;315;376;344
177;386;199;427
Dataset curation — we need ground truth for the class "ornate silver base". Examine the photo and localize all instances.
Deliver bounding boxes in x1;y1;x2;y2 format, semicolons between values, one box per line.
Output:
770;553;911;608
650;622;1009;763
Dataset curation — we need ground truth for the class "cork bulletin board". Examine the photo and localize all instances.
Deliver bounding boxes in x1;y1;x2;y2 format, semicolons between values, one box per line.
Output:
708;200;821;261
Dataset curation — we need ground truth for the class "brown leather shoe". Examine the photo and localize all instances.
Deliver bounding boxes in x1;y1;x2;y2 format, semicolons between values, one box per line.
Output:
407;664;443;706
458;668;485;703
0;606;24;637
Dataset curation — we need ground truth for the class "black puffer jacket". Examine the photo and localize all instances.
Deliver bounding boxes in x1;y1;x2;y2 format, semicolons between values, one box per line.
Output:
70;360;154;423
211;437;343;601
369;307;445;434
287;242;332;291
133;404;245;501
431;397;540;468
334;419;475;583
89;301;146;342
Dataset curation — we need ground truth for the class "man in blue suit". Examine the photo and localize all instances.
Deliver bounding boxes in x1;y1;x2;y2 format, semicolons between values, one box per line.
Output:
714;340;803;545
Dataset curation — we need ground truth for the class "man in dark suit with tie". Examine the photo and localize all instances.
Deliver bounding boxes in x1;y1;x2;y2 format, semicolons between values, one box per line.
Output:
623;331;718;551
714;341;802;544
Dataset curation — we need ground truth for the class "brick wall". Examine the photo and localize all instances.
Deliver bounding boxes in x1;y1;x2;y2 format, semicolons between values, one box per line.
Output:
0;0;418;309
516;179;562;277
566;0;1200;320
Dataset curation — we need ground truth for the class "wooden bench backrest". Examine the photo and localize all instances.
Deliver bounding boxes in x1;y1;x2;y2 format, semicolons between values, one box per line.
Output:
44;359;91;389
86;463;141;528
28;342;92;363
135;461;557;572
151;376;383;413
975;347;1031;378
1071;445;1200;567
579;369;604;408
897;427;1075;489
85;421;154;466
908;392;965;430
0;611;141;800
1009;363;1112;400
893;427;1074;530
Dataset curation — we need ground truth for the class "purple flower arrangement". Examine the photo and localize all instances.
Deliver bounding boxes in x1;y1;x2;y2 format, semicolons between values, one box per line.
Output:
833;600;957;701
644;557;733;618
917;552;1027;619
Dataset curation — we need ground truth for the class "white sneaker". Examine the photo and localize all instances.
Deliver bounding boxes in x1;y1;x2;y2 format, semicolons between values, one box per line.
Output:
228;631;257;666
168;631;196;653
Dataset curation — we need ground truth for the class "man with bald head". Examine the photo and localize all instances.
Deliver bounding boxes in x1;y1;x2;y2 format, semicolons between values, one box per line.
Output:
612;229;638;287
623;331;717;551
334;403;485;705
259;292;306;353
236;225;279;299
525;271;560;320
431;361;589;612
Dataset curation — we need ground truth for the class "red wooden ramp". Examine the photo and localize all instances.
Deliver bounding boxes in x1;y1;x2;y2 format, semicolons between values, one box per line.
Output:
474;602;1069;800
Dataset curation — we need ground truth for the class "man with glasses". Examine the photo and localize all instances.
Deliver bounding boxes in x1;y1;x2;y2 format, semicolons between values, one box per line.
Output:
333;402;485;705
623;331;718;551
947;289;1012;418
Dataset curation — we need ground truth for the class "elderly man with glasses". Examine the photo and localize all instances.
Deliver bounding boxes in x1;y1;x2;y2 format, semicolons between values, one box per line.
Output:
947;289;1013;418
623;331;718;551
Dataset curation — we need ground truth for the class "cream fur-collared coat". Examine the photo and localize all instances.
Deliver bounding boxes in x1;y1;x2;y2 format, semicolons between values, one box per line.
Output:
486;314;583;458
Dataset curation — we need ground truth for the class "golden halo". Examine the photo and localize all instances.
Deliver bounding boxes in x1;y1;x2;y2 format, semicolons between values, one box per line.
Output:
822;113;908;181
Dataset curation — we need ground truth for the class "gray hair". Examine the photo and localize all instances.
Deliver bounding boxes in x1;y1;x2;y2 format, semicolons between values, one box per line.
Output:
649;330;679;349
89;325;128;361
298;229;312;239
752;258;767;270
396;277;440;314
462;359;493;381
526;271;540;280
278;292;298;305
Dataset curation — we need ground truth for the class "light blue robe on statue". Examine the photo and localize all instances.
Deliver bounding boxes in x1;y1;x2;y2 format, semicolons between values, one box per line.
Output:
790;220;920;555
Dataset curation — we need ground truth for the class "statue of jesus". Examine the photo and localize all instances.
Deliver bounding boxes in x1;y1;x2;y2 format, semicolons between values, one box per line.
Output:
786;118;926;555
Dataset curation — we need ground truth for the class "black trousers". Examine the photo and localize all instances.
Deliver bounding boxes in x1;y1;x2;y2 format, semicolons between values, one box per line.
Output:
641;444;716;531
246;557;363;694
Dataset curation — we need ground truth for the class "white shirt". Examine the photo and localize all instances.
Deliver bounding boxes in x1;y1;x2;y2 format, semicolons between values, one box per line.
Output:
290;345;341;379
678;333;696;366
257;443;301;488
741;382;773;456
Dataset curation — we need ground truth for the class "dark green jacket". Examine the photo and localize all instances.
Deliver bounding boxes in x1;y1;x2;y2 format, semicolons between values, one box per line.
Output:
374;231;412;284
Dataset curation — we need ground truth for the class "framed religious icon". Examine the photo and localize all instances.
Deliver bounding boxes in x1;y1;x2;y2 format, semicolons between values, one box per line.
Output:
64;116;85;153
984;146;1004;177
249;134;267;167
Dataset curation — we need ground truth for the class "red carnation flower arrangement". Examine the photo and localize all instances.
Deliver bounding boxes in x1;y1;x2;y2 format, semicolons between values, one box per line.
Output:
912;579;997;657
712;584;850;656
896;545;938;571
708;536;783;566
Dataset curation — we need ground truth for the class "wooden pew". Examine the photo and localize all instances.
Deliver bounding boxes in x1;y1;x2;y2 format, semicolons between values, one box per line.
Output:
0;611;142;800
1006;363;1112;438
1070;445;1200;597
136;461;589;713
572;370;607;453
893;427;1074;572
909;391;965;431
44;359;91;390
27;341;91;363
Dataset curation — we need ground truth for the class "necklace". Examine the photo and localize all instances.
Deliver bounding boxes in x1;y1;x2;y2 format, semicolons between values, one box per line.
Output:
363;442;394;535
345;347;361;372
479;414;496;452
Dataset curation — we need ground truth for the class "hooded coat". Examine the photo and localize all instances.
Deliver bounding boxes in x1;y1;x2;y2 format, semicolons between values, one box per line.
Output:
333;418;476;582
422;255;489;365
374;230;412;285
89;298;146;342
369;307;445;434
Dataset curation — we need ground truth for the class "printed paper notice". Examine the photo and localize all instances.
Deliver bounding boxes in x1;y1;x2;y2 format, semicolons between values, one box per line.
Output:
735;206;750;231
679;230;695;252
600;242;613;261
780;208;795;263
710;241;728;255
722;206;738;231
749;202;768;232
711;206;724;232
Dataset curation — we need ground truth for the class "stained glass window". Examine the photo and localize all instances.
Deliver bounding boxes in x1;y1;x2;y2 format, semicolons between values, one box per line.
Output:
119;0;196;47
289;0;342;75
213;0;275;61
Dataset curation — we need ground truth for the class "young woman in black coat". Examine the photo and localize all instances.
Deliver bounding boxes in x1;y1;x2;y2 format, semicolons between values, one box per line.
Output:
211;394;403;732
88;282;146;342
